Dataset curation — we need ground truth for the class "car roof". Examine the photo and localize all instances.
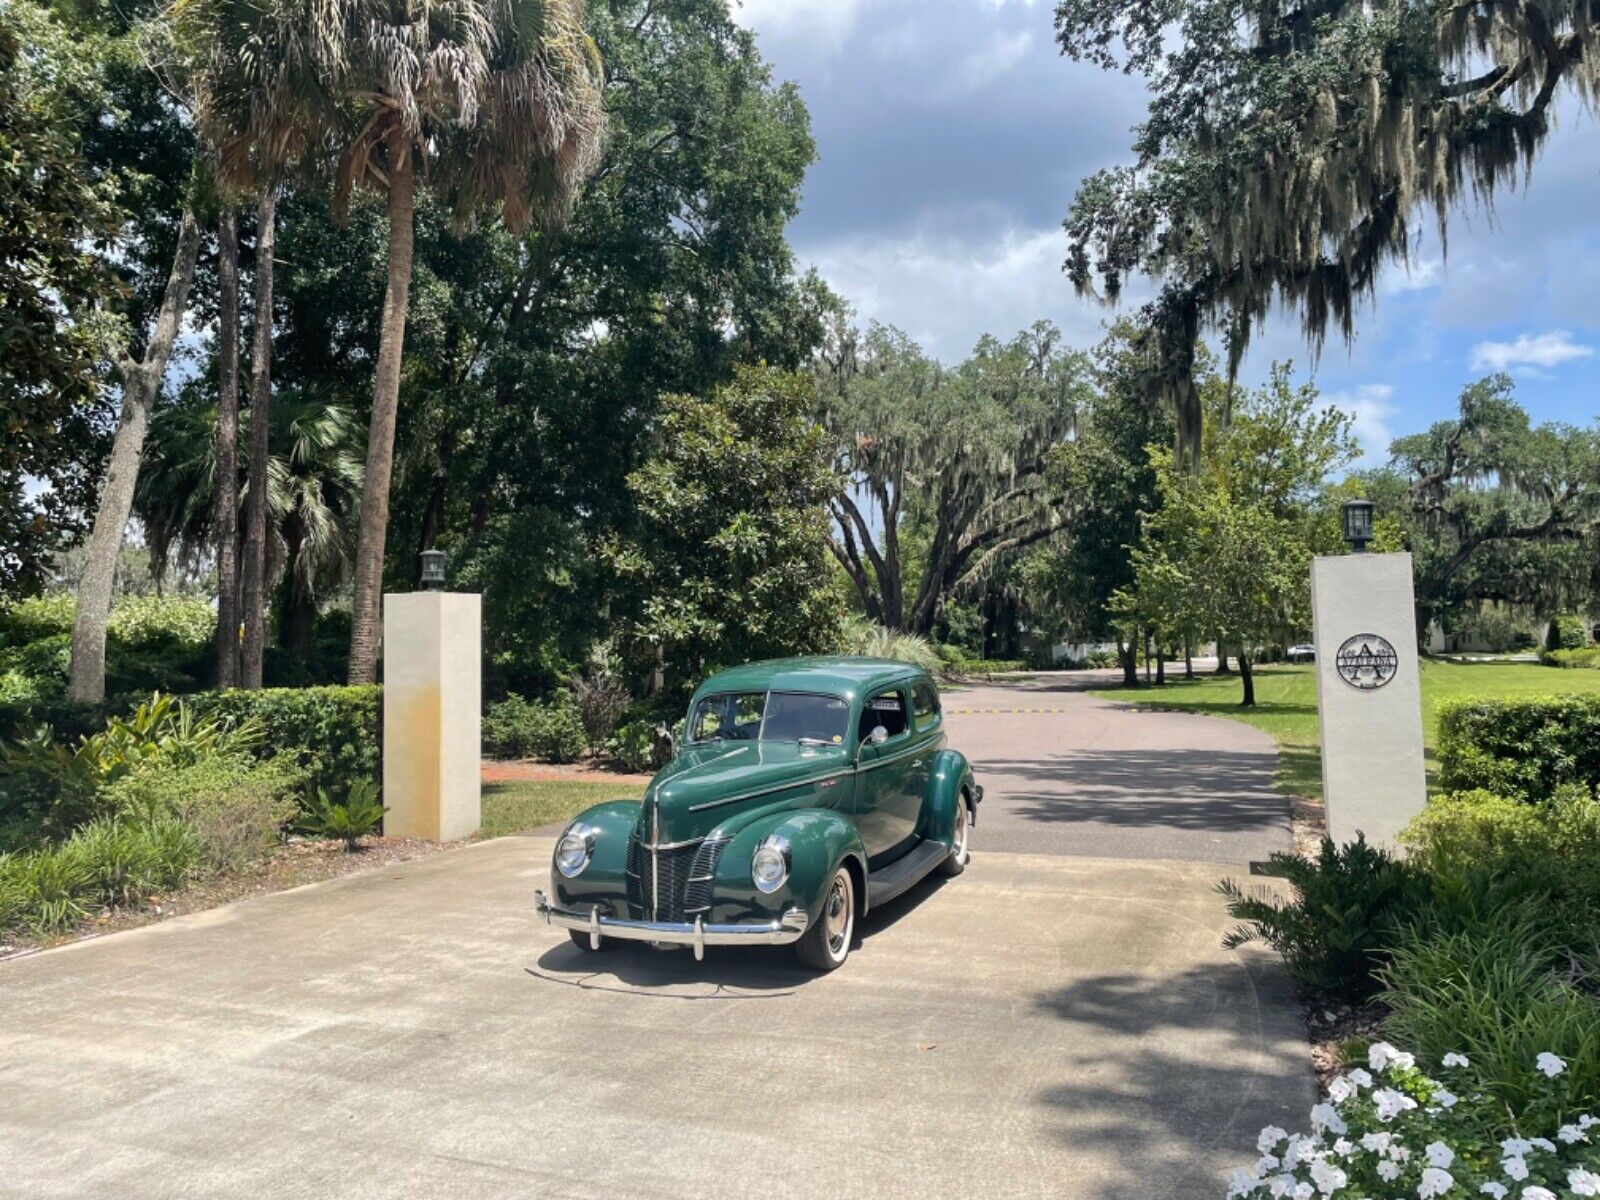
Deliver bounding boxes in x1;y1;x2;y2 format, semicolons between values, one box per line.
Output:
692;656;925;700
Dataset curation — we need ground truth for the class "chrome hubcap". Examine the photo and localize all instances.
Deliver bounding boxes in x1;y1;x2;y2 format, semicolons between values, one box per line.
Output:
953;802;968;859
825;873;851;956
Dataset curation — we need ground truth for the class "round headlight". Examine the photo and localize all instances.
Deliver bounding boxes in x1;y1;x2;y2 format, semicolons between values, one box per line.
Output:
751;836;790;894
555;823;596;878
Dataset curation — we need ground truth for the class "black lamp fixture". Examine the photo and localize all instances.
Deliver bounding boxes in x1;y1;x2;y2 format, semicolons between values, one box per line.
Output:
420;548;448;591
1341;498;1375;553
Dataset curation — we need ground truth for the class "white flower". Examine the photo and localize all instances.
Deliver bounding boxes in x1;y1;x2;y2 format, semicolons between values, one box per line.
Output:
1480;1186;1507;1199
1503;1157;1529;1182
1502;1139;1534;1158
1520;1189;1556;1200
1256;1155;1280;1176
1426;1143;1455;1169
1228;1167;1260;1197
1528;1138;1554;1154
1370;1043;1417;1072
1310;1159;1348;1196
1294;1183;1315;1200
1329;1076;1358;1103
1361;1132;1393;1154
1568;1169;1600;1198
1332;1139;1354;1157
1535;1053;1566;1078
1378;1161;1402;1182
1347;1068;1373;1089
1374;1089;1419;1121
1558;1124;1589;1144
1268;1176;1297;1199
1311;1104;1348;1136
1259;1126;1290;1152
1442;1053;1469;1069
1581;1115;1600;1129
1420;1167;1455;1198
1431;1088;1458;1109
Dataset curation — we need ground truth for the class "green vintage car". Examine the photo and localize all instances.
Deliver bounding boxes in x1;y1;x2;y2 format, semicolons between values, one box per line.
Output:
534;656;982;971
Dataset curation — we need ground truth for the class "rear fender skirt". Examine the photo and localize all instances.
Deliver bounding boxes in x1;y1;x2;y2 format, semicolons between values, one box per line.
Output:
919;749;976;846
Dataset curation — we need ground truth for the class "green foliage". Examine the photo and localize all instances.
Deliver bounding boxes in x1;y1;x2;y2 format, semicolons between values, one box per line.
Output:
607;366;845;693
483;693;587;763
105;753;304;876
297;780;386;851
186;686;380;800
839;618;943;674
568;660;630;751
1545;646;1600;670
71;816;197;907
1218;836;1422;999
0;593;214;700
0;843;90;933
1548;613;1593;652
605;719;660;773
1381;909;1600;1117
1436;695;1600;802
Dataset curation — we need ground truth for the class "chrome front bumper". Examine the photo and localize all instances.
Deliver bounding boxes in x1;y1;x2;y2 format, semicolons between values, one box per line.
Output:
535;890;808;961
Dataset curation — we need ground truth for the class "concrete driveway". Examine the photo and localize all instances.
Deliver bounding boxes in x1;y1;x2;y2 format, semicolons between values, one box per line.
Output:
0;676;1309;1200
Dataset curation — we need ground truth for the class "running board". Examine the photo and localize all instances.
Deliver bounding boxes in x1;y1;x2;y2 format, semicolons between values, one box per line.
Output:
866;840;947;910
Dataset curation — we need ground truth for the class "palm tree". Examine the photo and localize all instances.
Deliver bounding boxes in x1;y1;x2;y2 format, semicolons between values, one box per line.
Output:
136;391;364;670
213;206;241;686
174;0;605;684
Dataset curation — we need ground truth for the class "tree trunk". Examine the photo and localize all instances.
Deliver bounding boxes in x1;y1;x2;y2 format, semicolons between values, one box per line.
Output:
1184;637;1194;680
68;209;202;703
280;508;314;663
1116;636;1137;687
240;189;277;689
1215;643;1231;674
213;208;242;689
1239;653;1255;707
347;136;416;685
1155;643;1165;686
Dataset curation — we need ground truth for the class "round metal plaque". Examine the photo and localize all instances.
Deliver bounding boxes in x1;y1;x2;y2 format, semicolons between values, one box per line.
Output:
1335;633;1399;690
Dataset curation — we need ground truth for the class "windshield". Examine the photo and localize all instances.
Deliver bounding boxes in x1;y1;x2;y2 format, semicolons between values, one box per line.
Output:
687;691;851;746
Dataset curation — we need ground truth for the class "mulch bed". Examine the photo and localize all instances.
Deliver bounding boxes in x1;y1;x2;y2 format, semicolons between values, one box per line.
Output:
1306;998;1389;1093
480;758;653;786
0;835;452;962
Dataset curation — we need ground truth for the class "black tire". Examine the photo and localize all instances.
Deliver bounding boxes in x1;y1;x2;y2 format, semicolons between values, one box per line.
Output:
794;865;855;972
937;794;971;877
568;929;617;952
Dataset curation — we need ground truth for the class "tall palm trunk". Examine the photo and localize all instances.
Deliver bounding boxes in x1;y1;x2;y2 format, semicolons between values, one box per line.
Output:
240;189;277;688
69;209;203;703
213;208;242;688
347;136;415;685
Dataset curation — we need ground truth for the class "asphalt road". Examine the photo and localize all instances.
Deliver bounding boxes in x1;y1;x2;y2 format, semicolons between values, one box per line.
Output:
0;676;1308;1200
945;673;1291;864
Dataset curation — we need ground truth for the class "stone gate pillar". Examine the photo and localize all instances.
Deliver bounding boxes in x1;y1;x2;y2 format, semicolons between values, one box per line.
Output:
382;590;481;842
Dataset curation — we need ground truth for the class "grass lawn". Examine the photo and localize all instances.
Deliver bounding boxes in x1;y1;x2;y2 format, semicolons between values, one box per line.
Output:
1092;659;1600;799
480;779;636;839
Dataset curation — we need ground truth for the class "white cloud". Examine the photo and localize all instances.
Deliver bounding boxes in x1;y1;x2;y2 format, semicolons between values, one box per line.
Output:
1323;383;1398;464
729;0;872;48
803;222;1130;360
948;29;1034;96
1468;330;1594;373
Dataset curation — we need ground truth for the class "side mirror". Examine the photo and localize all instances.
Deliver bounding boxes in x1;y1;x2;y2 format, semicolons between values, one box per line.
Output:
865;725;889;746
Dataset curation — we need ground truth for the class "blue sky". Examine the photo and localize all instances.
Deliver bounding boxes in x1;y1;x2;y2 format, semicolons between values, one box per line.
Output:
730;0;1600;463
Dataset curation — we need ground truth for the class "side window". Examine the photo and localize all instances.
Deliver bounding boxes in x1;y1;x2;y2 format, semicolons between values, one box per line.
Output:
912;681;941;732
858;689;909;742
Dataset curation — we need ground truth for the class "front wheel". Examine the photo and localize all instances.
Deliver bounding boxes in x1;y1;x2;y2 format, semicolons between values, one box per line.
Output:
794;865;855;972
937;795;971;877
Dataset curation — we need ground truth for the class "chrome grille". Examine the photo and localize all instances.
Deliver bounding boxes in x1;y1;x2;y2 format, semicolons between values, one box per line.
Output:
682;836;731;917
624;832;703;922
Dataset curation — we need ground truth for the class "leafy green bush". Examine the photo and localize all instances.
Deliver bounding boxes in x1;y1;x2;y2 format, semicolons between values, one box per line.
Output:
606;719;662;772
839;618;943;673
297;779;386;850
569;666;630;750
1226;1044;1600;1197
1381;908;1600;1117
484;692;587;763
104;753;304;875
71;816;197;906
0;843;91;933
187;686;379;799
1544;646;1600;669
1436;694;1600;801
1218;836;1423;1000
1546;612;1592;652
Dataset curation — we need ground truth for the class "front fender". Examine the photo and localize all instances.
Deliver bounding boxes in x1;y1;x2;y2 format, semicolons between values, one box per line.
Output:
919;749;976;845
707;807;867;926
549;799;640;913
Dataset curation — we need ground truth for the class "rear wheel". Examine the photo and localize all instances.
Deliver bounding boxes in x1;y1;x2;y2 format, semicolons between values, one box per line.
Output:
794;866;855;972
937;794;971;877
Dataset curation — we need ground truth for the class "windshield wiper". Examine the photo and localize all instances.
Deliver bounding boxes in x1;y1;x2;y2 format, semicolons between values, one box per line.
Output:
795;737;833;747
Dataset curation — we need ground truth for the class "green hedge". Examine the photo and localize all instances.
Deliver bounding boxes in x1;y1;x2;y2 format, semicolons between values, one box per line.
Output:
1542;646;1600;670
187;686;380;799
1545;612;1592;652
1436;694;1600;801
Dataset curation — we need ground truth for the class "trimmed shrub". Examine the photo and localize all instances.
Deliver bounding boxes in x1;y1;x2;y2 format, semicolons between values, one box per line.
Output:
484;693;586;763
606;719;662;772
104;754;304;875
1544;645;1600;669
187;686;379;799
1546;611;1592;652
1436;694;1600;801
1218;836;1423;1000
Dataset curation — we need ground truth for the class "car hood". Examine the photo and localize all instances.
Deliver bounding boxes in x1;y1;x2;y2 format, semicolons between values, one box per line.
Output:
645;741;850;843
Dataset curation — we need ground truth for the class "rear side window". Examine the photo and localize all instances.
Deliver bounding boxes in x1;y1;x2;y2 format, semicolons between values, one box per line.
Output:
912;681;941;732
858;690;909;741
